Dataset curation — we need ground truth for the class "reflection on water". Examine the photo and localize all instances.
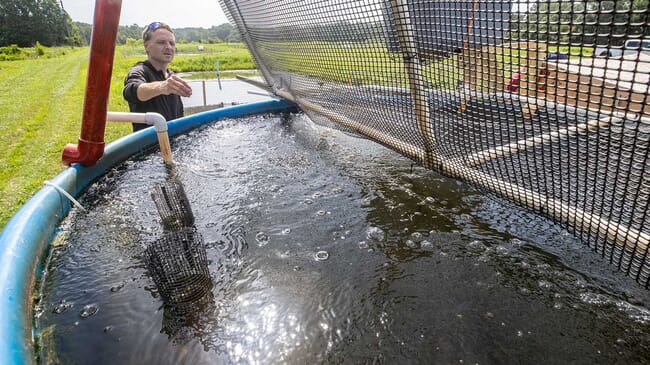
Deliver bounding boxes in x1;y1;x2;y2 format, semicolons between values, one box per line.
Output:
36;113;650;364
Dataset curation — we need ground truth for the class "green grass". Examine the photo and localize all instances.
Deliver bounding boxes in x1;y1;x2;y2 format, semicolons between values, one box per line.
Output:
0;39;595;230
0;43;256;230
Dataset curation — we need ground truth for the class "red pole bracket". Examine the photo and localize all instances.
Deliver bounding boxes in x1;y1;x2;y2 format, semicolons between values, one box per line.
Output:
62;0;122;166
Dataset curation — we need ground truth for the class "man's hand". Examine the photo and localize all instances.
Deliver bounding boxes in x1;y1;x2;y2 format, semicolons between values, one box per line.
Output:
136;75;193;102
160;75;192;97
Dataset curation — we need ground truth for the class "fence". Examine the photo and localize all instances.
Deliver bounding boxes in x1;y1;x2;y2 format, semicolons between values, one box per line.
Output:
218;0;650;286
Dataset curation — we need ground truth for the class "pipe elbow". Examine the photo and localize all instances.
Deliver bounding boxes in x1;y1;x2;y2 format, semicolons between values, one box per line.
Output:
61;139;105;166
145;112;167;133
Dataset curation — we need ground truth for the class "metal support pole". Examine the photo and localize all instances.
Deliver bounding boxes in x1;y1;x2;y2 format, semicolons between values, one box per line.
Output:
388;0;439;169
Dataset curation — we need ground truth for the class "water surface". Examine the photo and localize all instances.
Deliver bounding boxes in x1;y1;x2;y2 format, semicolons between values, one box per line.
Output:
37;112;650;364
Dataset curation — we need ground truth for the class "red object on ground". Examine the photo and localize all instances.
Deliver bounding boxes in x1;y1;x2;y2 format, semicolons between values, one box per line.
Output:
62;0;122;166
506;71;521;92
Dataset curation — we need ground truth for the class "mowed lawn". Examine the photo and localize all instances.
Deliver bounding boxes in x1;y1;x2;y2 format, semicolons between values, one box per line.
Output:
0;47;132;230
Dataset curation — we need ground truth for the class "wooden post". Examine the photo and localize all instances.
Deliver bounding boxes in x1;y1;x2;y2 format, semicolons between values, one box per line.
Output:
202;80;207;106
517;42;547;118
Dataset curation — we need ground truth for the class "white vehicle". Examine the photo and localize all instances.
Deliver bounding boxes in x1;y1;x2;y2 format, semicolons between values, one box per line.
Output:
594;39;650;58
624;38;650;50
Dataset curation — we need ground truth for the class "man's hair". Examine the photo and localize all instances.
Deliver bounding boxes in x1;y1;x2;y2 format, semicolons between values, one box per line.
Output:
142;22;174;42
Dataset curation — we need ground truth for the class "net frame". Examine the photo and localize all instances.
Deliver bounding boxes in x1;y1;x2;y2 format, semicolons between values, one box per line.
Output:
219;0;650;286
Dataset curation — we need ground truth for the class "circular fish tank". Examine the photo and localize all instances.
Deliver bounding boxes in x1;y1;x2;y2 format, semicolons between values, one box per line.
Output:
5;103;647;364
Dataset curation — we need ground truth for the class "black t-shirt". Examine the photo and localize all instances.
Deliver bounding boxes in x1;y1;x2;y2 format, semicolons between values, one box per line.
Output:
123;60;184;132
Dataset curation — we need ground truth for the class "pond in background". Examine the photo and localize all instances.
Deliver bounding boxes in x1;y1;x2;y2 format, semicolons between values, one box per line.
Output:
36;112;650;364
181;77;272;109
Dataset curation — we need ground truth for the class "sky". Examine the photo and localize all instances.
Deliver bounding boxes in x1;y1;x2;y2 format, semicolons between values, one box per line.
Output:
61;0;229;28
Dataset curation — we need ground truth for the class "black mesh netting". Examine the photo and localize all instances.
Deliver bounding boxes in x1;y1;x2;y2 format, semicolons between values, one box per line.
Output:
143;228;212;307
218;0;650;285
150;178;195;231
146;177;213;341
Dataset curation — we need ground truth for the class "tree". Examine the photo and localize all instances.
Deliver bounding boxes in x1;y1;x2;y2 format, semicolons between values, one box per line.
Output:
511;0;649;46
0;0;70;47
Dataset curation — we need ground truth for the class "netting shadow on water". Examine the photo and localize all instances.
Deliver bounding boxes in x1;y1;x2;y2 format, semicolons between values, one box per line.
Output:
219;0;650;286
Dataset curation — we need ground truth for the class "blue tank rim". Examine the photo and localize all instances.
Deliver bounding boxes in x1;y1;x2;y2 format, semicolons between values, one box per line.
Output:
0;98;295;365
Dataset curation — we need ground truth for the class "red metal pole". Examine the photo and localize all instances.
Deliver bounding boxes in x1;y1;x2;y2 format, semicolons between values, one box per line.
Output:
62;0;122;166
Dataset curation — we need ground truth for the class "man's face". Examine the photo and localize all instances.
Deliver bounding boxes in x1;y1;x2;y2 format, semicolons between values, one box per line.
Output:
144;29;176;65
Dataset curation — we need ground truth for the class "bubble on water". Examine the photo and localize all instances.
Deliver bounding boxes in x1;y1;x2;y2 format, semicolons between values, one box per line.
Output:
366;227;386;241
517;330;524;337
314;251;329;261
316;210;327;216
410;232;424;242
495;246;509;255
405;240;418;249
425;196;436;204
281;228;291;235
303;199;314;205
477;254;490;263
52;300;73;314
358;241;369;249
510;238;523;248
255;232;270;247
332;187;344;194
420;240;434;250
312;192;323;199
457;214;473;224
79;304;99;318
110;282;125;293
538;280;552;289
103;326;113;332
467;240;486;253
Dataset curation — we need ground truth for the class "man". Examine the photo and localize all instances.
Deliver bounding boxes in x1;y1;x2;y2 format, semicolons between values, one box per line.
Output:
123;22;192;132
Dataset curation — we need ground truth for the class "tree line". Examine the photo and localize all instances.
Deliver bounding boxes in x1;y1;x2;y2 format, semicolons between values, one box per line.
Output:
0;0;240;47
509;0;649;46
2;0;649;49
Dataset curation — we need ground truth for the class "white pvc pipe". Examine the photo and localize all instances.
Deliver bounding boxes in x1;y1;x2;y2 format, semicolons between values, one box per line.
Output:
106;111;172;163
106;111;167;132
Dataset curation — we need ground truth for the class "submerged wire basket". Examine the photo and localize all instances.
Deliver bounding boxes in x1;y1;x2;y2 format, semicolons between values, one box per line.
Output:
143;228;212;308
150;179;195;231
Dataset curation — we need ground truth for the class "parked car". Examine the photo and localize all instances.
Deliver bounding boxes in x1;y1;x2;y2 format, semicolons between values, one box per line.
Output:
546;51;569;61
625;38;650;51
594;39;650;58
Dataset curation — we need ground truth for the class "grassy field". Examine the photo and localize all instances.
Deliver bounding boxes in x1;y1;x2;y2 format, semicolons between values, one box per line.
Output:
0;39;594;230
0;43;255;230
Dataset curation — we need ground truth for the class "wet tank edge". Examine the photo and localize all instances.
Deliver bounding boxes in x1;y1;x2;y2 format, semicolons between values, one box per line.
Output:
0;98;296;365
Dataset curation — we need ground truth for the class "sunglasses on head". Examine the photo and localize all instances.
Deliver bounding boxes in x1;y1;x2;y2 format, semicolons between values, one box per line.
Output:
147;22;163;31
